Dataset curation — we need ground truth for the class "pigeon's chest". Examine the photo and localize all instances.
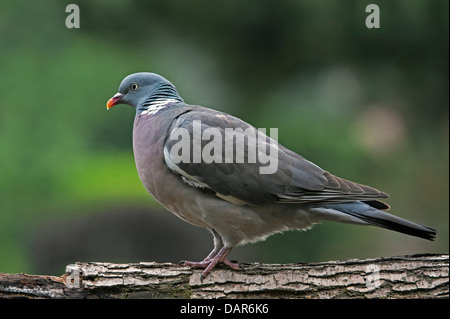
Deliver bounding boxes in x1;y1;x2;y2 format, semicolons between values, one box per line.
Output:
132;113;173;195
131;110;211;227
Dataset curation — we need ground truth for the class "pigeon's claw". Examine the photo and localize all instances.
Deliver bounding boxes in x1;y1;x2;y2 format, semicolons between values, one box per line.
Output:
181;247;240;280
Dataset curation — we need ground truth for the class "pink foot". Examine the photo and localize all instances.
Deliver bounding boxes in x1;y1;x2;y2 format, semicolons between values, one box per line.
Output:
181;247;240;279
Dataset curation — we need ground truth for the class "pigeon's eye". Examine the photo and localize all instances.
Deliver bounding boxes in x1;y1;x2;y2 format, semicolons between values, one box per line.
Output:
130;83;139;91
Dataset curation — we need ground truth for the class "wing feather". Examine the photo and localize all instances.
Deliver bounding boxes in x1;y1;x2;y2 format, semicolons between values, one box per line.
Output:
163;106;388;206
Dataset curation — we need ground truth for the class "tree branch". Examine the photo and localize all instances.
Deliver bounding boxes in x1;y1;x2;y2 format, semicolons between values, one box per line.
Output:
0;254;447;299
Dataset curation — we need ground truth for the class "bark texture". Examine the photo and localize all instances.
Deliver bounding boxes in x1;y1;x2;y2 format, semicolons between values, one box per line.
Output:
0;253;447;299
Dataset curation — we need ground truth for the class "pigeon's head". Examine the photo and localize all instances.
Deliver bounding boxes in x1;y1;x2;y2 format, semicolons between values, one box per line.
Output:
106;72;181;110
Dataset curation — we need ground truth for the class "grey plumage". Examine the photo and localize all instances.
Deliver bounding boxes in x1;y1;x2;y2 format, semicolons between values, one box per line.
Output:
107;72;436;278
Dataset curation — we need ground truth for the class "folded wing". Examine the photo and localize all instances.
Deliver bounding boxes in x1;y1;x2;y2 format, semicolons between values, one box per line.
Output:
163;106;389;208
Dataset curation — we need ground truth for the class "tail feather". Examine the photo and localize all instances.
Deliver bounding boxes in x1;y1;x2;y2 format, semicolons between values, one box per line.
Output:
314;202;436;241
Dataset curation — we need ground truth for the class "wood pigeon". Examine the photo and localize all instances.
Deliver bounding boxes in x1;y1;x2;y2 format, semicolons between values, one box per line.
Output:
107;72;436;279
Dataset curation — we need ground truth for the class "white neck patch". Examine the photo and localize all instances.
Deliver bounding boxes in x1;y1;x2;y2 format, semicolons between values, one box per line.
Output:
140;98;180;116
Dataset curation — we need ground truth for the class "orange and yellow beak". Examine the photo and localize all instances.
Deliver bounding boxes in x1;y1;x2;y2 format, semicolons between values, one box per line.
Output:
106;93;124;110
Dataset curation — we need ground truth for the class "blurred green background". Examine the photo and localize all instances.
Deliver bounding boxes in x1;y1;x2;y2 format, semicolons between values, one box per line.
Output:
0;0;448;275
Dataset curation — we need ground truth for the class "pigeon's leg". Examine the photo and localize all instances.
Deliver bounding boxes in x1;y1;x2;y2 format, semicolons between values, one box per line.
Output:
181;229;223;267
203;229;224;262
181;230;240;278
